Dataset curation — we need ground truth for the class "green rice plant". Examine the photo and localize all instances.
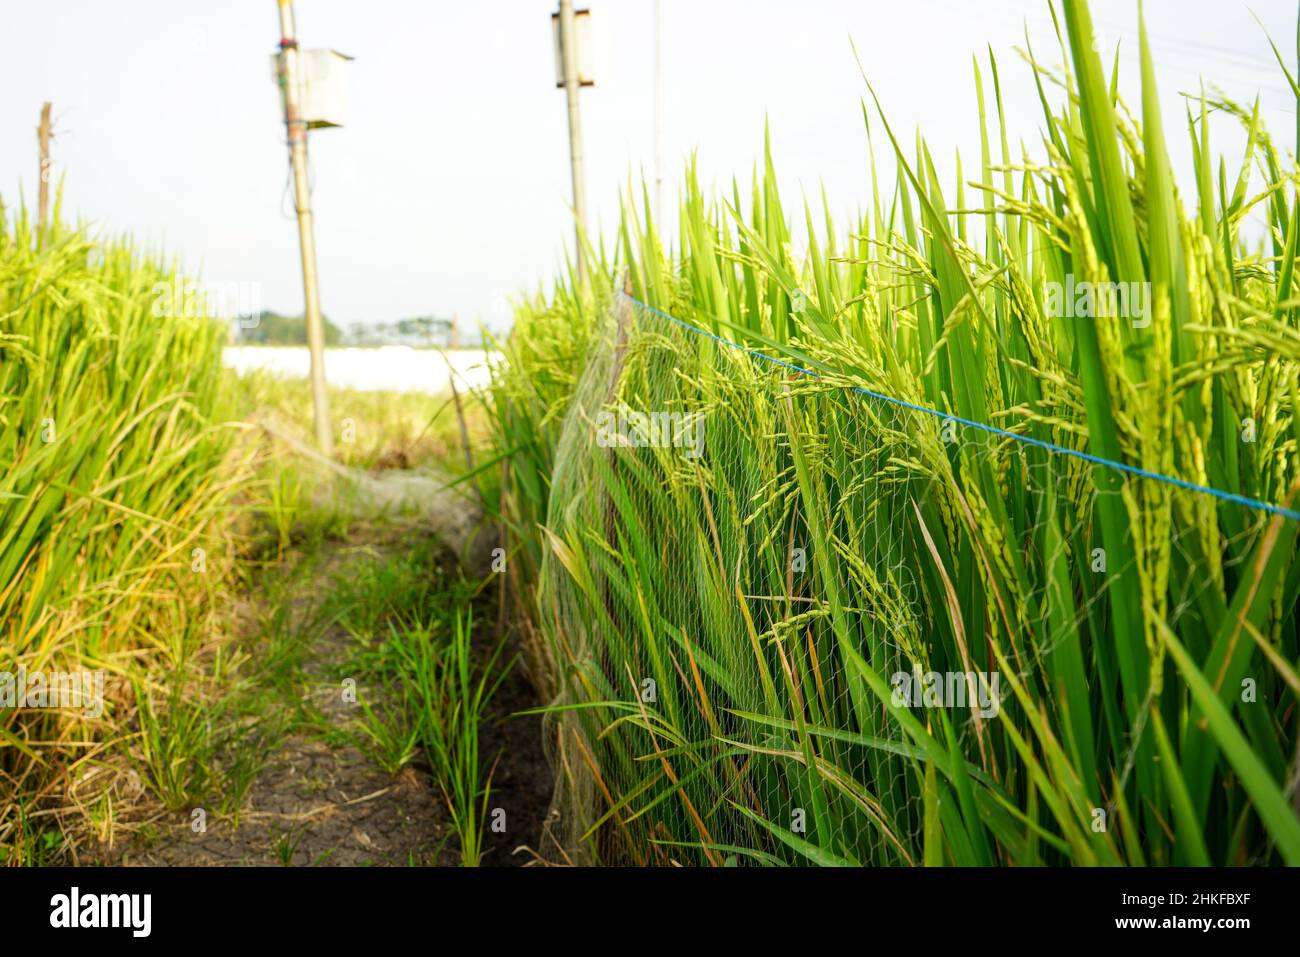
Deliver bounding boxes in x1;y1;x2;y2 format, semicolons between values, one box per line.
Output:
132;674;214;813
417;611;511;867
269;821;308;866
326;537;453;641
489;0;1300;866
212;710;293;826
0;197;252;854
377;612;510;866
352;683;422;775
334;540;510;865
266;467;305;557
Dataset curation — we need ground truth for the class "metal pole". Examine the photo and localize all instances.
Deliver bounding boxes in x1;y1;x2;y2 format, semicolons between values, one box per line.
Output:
654;0;665;232
276;0;333;455
558;0;588;288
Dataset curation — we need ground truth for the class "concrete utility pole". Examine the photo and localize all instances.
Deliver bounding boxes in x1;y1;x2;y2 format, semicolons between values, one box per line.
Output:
654;1;665;231
37;103;52;233
275;0;333;455
557;0;589;287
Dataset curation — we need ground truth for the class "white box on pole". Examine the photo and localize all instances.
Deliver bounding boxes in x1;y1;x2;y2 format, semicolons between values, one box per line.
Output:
272;48;354;128
552;8;595;87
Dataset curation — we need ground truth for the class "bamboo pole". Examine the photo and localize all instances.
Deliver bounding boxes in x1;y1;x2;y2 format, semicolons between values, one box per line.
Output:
275;0;333;455
37;103;51;234
558;0;588;289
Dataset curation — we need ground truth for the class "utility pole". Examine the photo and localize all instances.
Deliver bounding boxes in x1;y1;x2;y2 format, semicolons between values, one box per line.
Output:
37;103;52;234
275;0;333;455
654;1;665;231
557;0;589;288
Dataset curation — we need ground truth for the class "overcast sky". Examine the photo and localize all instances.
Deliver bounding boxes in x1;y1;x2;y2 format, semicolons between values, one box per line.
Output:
0;0;1294;332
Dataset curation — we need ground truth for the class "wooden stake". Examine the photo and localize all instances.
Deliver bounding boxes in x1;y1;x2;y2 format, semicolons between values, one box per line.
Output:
442;351;484;512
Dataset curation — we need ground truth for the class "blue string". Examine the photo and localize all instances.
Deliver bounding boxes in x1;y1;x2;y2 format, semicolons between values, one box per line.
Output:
620;291;1300;524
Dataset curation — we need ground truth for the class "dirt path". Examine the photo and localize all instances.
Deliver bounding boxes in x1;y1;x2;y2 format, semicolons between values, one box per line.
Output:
92;515;551;867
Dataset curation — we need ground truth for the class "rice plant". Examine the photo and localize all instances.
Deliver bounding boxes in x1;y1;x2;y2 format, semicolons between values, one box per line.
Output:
412;611;511;867
489;0;1300;866
0;200;250;857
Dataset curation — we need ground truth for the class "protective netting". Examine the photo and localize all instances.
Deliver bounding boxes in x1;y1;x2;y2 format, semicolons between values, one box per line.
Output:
533;289;1296;867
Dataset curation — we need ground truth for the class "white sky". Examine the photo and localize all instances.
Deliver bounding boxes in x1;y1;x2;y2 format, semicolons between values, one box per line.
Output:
0;1;1294;333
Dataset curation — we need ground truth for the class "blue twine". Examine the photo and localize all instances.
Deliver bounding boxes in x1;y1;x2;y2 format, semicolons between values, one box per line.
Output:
620;291;1300;523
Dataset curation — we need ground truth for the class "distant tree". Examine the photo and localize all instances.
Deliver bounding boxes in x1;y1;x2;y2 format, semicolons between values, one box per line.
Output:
237;311;342;345
391;316;452;345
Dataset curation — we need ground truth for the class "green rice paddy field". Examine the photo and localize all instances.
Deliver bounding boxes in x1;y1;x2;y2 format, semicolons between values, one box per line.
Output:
5;0;1300;868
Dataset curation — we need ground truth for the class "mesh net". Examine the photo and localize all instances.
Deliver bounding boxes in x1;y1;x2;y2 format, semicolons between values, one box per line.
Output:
532;289;1294;867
